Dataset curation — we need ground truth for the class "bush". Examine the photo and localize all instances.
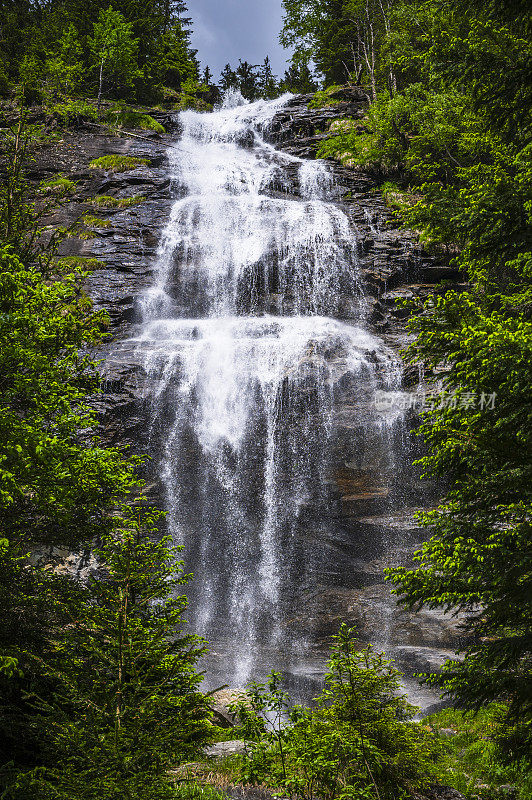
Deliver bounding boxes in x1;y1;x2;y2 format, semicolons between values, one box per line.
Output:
229;625;440;800
106;105;165;132
310;85;345;108
49;99;98;126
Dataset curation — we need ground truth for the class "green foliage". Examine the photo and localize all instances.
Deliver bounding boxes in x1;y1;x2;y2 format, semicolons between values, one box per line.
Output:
89;154;149;172
49;98;99;125
426;706;532;800
45;24;84;97
54;255;105;270
0;244;140;547
280;62;318;94
302;0;532;748
0;118;87;266
304;0;532;764
218;59;282;102
0;101;210;799
89;6;141;105
0;0;204;108
105;105;165;132
309;85;345;108
10;520;211;800
19;54;45;104
280;0;405;91
230;626;440;800
172;784;228;800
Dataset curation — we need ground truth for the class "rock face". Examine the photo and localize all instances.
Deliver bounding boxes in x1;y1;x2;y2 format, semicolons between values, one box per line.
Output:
267;92;465;346
42;95;463;709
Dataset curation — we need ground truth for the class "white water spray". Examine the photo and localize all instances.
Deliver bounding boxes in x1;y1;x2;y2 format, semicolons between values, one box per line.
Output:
134;95;405;686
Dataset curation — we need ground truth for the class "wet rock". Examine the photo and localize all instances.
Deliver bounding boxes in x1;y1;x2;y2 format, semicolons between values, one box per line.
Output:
40;97;465;711
424;787;467;800
203;740;247;758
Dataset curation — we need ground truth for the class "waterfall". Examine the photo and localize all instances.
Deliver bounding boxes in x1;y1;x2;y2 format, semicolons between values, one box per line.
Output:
131;93;408;689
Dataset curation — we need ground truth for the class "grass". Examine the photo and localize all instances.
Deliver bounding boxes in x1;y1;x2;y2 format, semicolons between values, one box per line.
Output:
89;155;149;172
171;783;228;800
90;194;145;209
169;755;243;791
426;705;532;800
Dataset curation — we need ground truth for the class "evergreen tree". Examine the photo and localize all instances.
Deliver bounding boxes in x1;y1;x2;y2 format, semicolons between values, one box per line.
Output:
219;62;238;94
236;60;260;101
9;515;211;799
230;626;439;800
257;56;279;99
280;63;318;93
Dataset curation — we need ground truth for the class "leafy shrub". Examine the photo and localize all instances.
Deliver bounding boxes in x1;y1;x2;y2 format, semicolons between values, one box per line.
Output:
88;154;149;172
50;99;98;126
0;65;9;98
106;104;165;132
230;625;440;800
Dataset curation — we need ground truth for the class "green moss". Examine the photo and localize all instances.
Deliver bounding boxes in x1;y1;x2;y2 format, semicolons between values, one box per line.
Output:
81;214;112;233
309;85;345;108
54;256;104;271
40;176;78;194
106;106;165;133
90;194;146;209
89;155;149;172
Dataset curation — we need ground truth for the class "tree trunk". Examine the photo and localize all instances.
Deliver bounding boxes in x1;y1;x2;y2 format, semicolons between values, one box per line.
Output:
97;58;104;111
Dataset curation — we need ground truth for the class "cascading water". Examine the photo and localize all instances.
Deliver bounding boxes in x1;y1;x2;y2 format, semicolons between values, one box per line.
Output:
131;92;409;689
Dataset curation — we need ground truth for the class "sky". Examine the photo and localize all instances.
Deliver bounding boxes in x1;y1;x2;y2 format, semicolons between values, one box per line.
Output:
188;0;289;81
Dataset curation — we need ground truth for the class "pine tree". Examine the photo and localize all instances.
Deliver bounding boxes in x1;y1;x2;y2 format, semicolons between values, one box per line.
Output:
219;62;238;93
280;63;318;94
8;510;212;799
258;56;279;99
236;59;260;101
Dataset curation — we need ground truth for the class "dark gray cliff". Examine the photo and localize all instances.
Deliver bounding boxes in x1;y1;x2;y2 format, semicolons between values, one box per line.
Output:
41;95;463;709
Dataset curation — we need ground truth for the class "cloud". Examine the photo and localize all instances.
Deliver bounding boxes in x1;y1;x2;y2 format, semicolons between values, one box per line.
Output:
189;0;288;78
